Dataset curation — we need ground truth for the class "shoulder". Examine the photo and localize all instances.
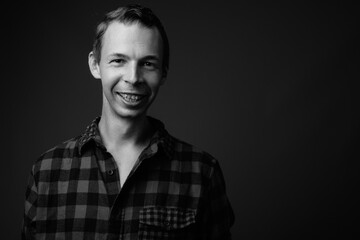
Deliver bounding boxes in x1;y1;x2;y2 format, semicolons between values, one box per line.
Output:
31;136;81;175
169;135;221;179
172;136;216;162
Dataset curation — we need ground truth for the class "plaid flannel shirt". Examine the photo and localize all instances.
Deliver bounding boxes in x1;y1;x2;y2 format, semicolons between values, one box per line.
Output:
22;117;234;239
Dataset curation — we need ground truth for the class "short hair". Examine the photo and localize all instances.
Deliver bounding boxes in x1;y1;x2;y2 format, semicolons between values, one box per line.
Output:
92;4;170;77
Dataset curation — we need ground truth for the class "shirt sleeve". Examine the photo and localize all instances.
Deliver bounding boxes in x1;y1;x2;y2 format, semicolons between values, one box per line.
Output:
22;167;37;240
201;160;235;240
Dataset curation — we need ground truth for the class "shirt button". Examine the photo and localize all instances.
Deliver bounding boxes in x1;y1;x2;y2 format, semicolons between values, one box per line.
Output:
107;170;114;176
164;220;171;228
150;144;158;152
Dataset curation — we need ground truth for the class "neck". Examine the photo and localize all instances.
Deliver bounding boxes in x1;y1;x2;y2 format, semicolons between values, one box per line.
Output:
99;112;152;151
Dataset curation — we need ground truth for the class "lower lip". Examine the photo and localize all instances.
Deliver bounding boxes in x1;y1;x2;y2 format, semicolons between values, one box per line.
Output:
117;93;147;107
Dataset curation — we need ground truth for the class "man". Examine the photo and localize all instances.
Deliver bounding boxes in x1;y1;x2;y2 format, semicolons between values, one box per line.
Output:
22;4;234;239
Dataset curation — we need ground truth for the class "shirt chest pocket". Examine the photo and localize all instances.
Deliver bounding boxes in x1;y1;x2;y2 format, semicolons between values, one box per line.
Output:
138;206;197;240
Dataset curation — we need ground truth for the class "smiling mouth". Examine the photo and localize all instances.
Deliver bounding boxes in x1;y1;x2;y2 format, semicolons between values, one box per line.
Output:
118;92;147;103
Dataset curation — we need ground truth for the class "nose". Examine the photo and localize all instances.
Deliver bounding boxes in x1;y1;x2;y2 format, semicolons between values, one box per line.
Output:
124;62;141;84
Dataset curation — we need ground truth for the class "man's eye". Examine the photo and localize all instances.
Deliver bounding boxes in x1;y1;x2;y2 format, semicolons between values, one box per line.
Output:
110;59;126;64
142;62;157;69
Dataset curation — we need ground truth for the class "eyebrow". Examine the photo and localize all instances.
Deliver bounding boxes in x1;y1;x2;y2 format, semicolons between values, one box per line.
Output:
142;55;161;62
107;53;129;60
107;53;160;62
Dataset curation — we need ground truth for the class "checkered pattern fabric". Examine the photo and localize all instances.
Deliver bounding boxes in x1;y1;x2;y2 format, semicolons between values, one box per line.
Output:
22;117;234;239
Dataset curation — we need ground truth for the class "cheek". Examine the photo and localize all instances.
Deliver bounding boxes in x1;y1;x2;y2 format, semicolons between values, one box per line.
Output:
100;71;121;89
148;80;161;90
149;83;162;97
145;72;163;87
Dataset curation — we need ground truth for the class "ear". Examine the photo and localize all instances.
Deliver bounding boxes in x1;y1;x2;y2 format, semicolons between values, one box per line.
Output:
88;51;101;79
160;70;167;85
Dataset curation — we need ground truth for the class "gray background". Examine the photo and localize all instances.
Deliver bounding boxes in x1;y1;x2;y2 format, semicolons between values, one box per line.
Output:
5;0;359;239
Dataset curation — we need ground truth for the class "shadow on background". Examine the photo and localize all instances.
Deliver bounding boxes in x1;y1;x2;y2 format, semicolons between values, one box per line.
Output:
5;0;359;239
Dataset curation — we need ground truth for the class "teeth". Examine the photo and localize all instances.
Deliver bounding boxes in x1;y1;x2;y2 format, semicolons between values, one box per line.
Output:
121;93;142;102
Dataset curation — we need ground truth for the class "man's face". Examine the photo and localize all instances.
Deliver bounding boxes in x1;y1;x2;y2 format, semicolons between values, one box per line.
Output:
89;22;165;119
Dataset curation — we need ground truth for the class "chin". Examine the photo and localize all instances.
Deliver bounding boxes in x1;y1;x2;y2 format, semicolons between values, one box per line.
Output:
114;107;148;120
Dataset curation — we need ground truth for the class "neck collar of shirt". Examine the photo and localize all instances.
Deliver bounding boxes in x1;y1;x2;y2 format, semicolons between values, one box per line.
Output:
77;116;175;159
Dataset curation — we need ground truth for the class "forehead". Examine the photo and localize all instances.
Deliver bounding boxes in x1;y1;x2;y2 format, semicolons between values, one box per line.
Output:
101;21;163;58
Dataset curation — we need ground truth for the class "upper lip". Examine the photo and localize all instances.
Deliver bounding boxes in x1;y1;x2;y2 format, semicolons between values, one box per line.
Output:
117;91;147;96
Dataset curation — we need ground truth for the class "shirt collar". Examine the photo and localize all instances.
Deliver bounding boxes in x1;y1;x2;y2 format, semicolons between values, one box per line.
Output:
77;116;174;159
77;116;102;154
147;116;175;159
